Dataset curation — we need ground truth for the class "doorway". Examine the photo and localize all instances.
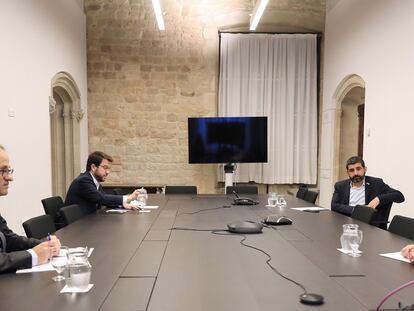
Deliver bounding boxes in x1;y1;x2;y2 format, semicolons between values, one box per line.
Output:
333;74;366;182
49;72;83;198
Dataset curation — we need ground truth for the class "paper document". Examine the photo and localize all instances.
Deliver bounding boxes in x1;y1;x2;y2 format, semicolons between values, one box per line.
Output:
141;205;159;209
380;252;411;263
291;207;329;211
16;247;94;274
106;208;129;214
60;284;94;293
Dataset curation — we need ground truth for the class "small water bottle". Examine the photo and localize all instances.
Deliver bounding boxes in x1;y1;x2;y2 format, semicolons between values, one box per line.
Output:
277;195;287;208
137;188;148;207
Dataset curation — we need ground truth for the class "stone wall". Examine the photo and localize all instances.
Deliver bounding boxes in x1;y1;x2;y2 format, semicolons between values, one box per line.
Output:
85;0;325;193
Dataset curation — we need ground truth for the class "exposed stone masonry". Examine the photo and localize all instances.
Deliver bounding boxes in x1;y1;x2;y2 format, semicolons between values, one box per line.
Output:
85;0;325;193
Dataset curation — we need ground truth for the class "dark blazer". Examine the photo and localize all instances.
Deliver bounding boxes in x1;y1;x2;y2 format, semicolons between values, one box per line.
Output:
0;215;39;273
65;171;123;214
331;176;405;229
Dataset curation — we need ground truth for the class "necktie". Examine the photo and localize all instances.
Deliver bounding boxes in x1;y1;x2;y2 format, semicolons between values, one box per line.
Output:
0;231;6;253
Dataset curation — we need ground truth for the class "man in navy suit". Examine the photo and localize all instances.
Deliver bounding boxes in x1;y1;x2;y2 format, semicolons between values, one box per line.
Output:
0;145;61;273
65;151;141;214
331;156;404;229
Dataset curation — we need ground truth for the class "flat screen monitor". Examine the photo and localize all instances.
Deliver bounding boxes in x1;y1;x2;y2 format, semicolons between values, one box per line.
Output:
188;116;268;164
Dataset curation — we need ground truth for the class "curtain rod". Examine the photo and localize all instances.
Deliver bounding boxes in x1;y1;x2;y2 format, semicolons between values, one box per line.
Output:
218;31;322;37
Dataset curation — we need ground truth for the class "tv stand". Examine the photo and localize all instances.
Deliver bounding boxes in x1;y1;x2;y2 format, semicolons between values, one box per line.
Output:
224;163;235;194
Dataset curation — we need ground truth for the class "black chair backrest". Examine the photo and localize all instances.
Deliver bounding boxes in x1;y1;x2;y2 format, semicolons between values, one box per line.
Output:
112;188;124;195
304;190;318;204
22;214;56;239
60;204;84;226
165;186;197;195
351;205;378;225
226;186;258;195
388;215;414;241
296;187;308;200
41;196;65;228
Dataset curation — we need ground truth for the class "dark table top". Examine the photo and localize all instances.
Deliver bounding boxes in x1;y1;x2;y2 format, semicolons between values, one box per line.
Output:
1;194;413;311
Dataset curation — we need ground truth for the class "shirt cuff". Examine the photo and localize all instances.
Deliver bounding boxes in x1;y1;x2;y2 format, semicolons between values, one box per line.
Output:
123;195;127;203
27;249;38;267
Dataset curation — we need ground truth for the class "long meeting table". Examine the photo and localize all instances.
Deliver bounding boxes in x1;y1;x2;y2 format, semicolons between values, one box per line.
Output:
1;194;413;310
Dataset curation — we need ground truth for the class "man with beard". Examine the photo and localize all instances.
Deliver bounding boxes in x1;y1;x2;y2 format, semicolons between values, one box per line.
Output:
331;156;404;229
65;151;142;214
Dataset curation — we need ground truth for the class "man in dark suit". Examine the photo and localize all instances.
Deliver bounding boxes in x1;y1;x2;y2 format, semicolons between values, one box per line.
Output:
331;156;404;229
65;151;142;214
0;145;61;273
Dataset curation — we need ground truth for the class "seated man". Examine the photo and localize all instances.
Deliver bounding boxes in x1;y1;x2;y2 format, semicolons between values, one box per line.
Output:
401;244;414;263
0;145;61;273
65;151;141;214
331;156;404;229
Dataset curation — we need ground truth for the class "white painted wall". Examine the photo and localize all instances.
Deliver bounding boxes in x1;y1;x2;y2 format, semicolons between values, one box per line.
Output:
0;0;88;233
320;0;414;220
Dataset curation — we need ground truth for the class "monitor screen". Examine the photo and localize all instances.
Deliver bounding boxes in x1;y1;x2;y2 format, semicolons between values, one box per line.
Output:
188;116;268;164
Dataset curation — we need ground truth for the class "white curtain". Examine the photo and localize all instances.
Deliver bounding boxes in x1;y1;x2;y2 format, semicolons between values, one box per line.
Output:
218;33;317;184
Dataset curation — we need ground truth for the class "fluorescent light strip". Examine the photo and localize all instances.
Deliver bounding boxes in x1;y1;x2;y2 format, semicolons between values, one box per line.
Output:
250;0;269;31
151;0;165;31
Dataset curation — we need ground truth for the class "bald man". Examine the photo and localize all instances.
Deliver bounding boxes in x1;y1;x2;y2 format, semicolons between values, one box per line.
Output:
0;145;61;273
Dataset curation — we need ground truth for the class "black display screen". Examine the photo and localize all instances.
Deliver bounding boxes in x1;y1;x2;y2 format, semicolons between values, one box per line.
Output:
188;117;268;164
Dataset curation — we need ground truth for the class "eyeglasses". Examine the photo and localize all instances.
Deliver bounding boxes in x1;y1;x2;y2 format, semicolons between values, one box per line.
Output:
0;168;14;177
98;165;111;171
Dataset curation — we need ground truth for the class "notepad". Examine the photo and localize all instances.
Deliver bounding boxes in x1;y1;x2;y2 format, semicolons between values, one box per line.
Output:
16;248;94;274
379;252;411;263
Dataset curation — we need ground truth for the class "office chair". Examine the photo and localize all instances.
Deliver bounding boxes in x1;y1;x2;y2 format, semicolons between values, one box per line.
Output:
60;204;84;226
351;205;378;225
296;186;308;200
226;186;258;195
388;215;414;241
165;186;197;195
22;214;56;239
112;188;124;195
41;196;65;229
304;190;319;204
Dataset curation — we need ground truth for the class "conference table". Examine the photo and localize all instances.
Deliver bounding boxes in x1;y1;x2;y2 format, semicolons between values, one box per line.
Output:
1;194;413;310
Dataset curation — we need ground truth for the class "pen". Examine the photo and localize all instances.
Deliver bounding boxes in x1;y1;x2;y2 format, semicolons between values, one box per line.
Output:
47;233;52;260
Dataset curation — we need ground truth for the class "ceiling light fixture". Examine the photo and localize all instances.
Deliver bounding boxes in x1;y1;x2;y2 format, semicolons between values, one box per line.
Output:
151;0;165;31
249;0;269;31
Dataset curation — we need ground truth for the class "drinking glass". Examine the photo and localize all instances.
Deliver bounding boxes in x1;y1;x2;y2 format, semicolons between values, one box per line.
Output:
51;246;68;282
267;192;277;206
349;230;363;257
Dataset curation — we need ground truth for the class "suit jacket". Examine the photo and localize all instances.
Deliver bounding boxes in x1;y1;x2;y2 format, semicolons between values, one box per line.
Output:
65;171;123;214
0;215;40;273
331;176;405;229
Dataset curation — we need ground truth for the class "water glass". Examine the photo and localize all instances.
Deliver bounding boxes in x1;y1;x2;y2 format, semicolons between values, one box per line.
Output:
51;246;68;282
267;192;278;206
